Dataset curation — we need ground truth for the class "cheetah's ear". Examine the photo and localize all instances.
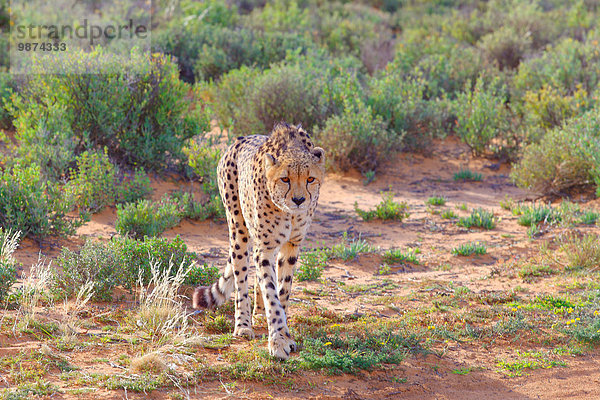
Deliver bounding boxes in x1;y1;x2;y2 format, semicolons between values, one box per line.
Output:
312;147;325;166
264;153;279;169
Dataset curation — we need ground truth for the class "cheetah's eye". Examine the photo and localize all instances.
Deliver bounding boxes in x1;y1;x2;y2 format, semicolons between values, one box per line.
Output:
307;177;315;183
281;177;290;183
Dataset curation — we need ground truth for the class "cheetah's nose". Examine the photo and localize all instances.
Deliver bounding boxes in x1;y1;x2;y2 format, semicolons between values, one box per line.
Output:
292;196;305;206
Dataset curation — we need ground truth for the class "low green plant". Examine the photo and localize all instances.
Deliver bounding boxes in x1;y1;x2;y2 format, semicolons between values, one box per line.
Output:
355;191;409;221
299;328;418;374
457;208;496;229
518;264;557;282
454;168;483;182
441;209;458;219
517;204;561;227
297;251;327;282
452;242;487;256
579;211;599;225
327;232;374;261
426;196;447;206
382;248;420;265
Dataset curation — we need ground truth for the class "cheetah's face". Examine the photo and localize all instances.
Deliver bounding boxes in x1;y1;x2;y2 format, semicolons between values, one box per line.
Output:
264;147;325;214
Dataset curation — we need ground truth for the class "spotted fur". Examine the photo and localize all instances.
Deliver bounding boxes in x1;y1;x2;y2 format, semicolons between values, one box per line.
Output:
193;122;325;360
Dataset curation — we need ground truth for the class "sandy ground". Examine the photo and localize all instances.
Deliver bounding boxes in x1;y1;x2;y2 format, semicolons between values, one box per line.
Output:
4;137;600;399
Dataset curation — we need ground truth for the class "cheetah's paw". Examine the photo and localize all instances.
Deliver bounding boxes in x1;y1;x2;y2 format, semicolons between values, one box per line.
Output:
233;326;255;340
269;333;296;360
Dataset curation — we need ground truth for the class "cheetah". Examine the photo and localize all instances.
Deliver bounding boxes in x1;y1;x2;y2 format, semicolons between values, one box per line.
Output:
193;122;325;360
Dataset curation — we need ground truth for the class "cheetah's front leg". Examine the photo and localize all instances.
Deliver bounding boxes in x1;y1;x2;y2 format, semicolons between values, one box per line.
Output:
255;248;296;360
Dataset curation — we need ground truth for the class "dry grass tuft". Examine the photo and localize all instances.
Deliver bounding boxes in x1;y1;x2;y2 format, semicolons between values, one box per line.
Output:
133;258;190;345
130;352;169;374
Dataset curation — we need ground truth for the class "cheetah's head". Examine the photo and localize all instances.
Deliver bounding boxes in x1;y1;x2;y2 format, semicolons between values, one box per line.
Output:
264;146;325;214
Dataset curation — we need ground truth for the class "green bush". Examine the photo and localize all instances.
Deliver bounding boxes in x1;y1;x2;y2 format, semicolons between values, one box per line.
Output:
454;76;514;156
185;262;221;286
11;49;210;172
0;71;14;128
55;236;204;300
56;240;122;301
514;37;600;95
512;108;600;194
478;26;531;70
0;164;85;239
113;235;198;287
155;19;313;82
115;198;182;239
522;85;590;132
117;169;153;205
316;100;390;173
184;138;226;219
64;149;117;213
368;72;439;150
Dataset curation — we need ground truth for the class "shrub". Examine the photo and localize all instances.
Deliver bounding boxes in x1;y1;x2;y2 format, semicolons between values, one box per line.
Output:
511;108;600;194
64;149;117;213
317;100;390;173
368;72;439;150
454;77;514;156
452;242;487;256
11;49;210;172
56;240;122;301
185;262;220;286
113;235;198;287
478;26;531;70
441;209;458;219
522;85;590;131
355;191;409;221
184;138;226;219
117;169;153;205
155;19;313;82
0;164;85;239
457;208;496;229
0;71;14;128
115;199;182;239
514;37;600;95
55;236;203;300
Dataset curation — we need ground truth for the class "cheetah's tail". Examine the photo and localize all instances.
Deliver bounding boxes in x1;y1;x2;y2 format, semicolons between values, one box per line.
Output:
192;264;234;309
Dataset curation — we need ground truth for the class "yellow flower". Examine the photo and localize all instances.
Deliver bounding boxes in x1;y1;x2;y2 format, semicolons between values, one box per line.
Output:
594;310;599;316
427;325;435;330
324;342;332;346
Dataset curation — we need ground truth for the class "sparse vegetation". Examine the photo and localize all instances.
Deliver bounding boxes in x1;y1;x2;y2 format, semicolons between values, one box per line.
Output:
5;0;600;396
